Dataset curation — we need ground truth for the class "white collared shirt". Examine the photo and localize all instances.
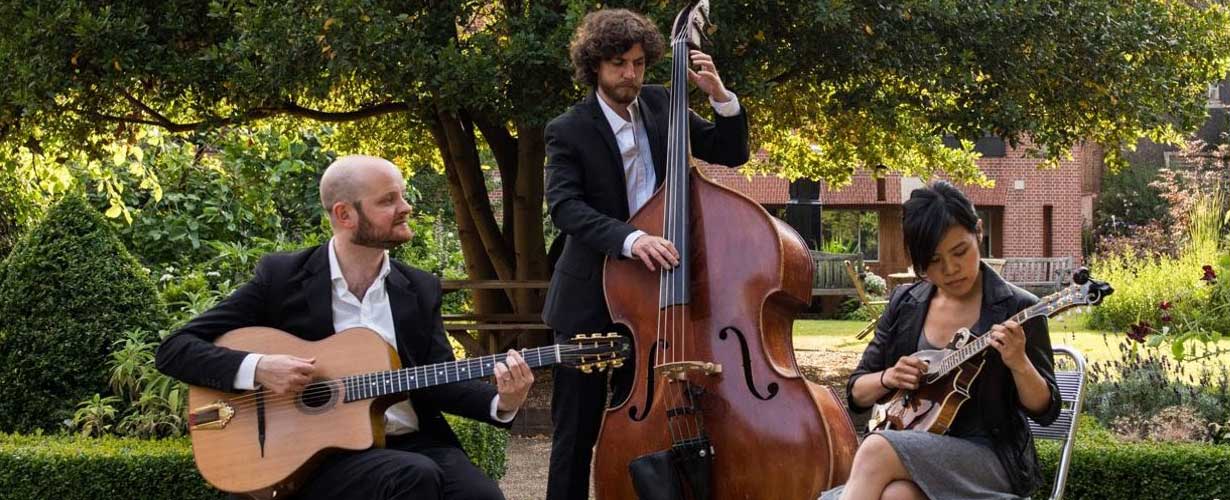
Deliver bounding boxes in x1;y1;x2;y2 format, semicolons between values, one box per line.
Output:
234;238;514;435
597;92;742;256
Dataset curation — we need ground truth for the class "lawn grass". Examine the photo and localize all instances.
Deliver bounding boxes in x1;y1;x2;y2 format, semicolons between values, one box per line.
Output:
792;313;1230;376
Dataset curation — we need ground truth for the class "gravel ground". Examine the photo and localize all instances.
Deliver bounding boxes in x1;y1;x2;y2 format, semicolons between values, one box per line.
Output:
497;348;861;500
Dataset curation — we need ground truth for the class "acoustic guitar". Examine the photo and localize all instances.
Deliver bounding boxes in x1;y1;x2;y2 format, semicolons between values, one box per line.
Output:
867;268;1112;434
186;327;627;499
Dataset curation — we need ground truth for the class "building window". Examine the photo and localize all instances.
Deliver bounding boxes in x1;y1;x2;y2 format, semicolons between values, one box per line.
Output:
1043;205;1054;257
941;135;1006;157
976;208;994;258
821;210;879;261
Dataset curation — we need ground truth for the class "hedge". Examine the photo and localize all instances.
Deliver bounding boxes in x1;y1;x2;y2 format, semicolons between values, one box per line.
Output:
0;417;508;499
0;193;166;433
1034;420;1230;499
0;433;221;500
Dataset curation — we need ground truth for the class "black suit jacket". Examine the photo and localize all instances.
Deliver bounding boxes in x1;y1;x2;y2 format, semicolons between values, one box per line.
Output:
847;262;1062;496
542;85;750;334
155;245;506;449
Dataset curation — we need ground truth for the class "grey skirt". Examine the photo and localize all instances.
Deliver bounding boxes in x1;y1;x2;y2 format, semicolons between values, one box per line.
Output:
818;430;1021;500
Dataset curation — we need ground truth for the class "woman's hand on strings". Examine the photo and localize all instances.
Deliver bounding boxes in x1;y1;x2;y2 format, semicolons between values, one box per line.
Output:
882;356;928;390
988;320;1030;371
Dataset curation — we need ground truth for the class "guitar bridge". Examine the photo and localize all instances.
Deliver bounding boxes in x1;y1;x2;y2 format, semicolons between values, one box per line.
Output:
189;401;235;431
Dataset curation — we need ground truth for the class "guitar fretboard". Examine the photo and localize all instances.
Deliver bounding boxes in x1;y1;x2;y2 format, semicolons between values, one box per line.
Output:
342;345;561;403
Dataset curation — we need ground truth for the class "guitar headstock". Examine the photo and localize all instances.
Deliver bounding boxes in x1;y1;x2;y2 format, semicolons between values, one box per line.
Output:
562;333;629;374
1033;267;1115;319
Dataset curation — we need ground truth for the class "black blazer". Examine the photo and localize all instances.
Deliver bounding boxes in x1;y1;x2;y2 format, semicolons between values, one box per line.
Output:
542;85;750;334
847;262;1062;497
155;245;506;449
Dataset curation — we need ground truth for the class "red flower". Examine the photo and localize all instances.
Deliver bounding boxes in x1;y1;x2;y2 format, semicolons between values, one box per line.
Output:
1202;265;1217;282
1159;301;1172;310
1127;321;1153;343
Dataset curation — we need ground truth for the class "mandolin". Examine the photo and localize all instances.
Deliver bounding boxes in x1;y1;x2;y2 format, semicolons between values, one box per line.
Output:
868;268;1111;434
186;327;627;499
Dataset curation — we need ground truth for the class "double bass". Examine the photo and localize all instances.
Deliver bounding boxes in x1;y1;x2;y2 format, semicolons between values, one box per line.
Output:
592;2;859;498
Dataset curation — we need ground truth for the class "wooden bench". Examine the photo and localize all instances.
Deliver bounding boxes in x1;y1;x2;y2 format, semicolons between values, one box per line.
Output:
811;252;862;297
440;280;550;356
1000;257;1074;293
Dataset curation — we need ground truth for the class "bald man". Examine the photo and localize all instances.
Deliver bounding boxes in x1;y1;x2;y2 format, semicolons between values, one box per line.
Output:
156;155;532;500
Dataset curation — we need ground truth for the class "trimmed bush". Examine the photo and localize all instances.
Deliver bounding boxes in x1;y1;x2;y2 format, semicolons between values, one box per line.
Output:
1034;418;1230;499
0;193;166;433
449;415;510;480
0;417;506;499
0;433;222;499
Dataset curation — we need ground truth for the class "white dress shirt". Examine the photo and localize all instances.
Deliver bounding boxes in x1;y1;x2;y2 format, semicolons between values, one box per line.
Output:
596;91;743;257
234;238;514;435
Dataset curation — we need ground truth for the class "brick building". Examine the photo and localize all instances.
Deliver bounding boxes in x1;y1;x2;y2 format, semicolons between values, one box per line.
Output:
699;137;1105;277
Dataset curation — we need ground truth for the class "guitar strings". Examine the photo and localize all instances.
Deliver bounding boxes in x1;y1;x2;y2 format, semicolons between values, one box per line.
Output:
207;347;613;413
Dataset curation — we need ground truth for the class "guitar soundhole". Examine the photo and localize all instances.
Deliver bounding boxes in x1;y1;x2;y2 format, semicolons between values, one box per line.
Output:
298;379;338;414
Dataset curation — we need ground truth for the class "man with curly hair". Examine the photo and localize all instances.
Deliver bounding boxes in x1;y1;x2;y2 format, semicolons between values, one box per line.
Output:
541;8;750;499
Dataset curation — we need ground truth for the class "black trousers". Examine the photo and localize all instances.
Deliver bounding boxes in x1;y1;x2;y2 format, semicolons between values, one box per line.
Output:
287;432;504;500
546;330;635;500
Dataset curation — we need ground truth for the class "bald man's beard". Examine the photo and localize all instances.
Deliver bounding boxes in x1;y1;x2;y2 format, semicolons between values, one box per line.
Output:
351;207;412;250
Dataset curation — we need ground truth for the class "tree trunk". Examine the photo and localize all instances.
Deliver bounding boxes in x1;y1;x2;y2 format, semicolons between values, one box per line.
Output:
428;110;553;351
427;113;511;319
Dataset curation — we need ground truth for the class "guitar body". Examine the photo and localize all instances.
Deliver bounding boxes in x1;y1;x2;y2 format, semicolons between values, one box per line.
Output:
872;354;987;434
188;327;400;499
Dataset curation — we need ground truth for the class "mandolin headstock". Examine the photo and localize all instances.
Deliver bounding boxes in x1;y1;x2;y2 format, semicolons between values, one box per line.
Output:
1031;267;1115;320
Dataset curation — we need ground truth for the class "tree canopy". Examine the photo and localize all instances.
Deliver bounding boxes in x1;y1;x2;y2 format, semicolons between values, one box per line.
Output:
2;0;1228;314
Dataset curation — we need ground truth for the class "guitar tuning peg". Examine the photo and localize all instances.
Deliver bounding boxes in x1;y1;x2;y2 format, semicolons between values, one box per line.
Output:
612;359;624;368
580;364;593;374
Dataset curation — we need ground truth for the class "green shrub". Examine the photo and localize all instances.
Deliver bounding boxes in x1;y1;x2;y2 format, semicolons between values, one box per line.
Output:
0;193;166;433
1033;417;1230;499
1037;435;1230;499
0;433;223;500
448;415;510;480
0;417;506;499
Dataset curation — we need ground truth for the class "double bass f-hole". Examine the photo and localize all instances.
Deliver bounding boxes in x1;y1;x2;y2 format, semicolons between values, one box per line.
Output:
718;326;779;401
629;339;664;422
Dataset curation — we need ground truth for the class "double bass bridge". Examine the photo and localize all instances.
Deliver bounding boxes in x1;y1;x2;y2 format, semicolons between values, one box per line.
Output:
655;361;722;382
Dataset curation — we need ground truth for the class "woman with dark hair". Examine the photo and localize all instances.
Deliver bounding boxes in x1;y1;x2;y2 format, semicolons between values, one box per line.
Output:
820;181;1062;500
